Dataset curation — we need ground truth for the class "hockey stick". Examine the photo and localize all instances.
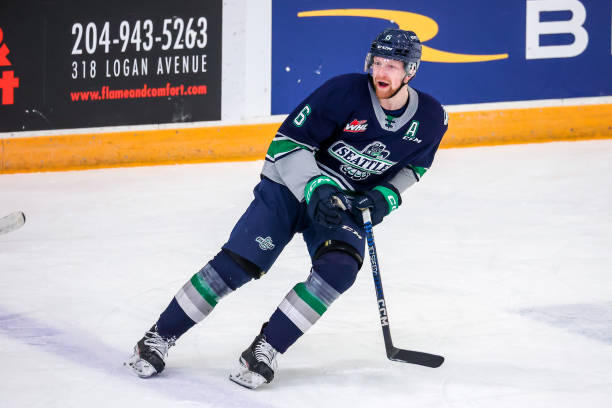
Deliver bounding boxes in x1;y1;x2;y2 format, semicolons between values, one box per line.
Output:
0;211;26;235
362;209;444;368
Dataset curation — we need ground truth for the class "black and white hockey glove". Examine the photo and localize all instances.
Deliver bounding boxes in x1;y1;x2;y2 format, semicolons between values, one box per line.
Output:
351;183;402;226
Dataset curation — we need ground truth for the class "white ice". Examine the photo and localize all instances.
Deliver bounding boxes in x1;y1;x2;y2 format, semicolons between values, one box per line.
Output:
1;140;611;408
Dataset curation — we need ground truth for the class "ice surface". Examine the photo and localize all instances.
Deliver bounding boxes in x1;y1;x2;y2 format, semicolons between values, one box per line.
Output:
1;140;611;407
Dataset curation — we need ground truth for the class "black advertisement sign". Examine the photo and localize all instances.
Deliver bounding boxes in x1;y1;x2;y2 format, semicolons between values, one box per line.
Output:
0;0;222;132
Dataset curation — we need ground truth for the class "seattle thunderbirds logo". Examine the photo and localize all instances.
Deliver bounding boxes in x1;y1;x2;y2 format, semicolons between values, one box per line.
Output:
328;141;396;180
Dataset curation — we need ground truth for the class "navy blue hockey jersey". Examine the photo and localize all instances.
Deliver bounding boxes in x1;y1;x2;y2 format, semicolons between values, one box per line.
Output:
261;73;448;201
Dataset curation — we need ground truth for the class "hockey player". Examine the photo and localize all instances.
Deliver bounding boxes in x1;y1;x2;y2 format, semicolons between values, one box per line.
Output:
125;28;448;389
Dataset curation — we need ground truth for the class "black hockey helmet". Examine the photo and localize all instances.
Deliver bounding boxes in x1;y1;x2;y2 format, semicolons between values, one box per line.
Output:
364;28;422;77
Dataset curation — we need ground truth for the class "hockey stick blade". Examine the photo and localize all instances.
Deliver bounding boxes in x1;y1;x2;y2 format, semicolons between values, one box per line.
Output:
0;211;26;235
387;346;444;368
362;209;444;369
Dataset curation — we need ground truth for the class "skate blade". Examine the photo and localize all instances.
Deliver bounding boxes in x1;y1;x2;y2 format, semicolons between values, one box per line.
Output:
124;352;158;378
229;367;267;390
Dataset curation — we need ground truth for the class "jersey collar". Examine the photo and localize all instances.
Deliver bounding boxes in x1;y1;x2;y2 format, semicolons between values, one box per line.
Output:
368;81;419;132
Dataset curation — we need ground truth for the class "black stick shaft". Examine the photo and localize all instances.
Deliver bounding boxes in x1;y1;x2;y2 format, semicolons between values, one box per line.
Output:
362;209;444;368
363;211;394;349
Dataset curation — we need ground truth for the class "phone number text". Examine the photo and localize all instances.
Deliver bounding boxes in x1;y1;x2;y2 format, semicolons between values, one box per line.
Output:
71;17;208;55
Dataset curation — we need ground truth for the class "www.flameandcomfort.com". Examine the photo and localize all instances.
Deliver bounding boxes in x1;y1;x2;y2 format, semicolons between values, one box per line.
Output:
70;82;207;102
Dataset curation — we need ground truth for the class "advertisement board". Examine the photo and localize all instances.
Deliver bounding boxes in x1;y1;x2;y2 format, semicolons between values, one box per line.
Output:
0;0;222;132
272;0;612;114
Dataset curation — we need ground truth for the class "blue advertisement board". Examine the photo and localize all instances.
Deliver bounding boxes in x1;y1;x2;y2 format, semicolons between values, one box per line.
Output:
272;0;612;114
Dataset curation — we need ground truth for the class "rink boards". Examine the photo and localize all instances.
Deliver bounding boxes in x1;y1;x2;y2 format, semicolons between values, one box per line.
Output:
0;99;611;173
1;0;611;173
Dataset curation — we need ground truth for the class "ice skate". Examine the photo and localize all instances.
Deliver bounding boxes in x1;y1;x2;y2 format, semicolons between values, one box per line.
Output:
124;325;175;378
229;330;279;389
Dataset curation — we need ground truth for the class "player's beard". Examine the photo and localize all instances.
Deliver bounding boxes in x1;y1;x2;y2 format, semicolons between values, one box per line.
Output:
373;77;404;100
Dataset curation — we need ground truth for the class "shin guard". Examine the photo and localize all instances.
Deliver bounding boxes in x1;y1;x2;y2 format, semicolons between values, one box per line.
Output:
263;251;359;352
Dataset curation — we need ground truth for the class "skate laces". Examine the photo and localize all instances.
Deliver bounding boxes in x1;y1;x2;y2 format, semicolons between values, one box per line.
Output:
143;329;175;358
254;337;278;370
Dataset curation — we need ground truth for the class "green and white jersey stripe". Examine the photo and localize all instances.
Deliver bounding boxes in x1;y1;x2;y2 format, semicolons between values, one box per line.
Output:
261;135;322;202
175;263;232;323
266;133;317;162
408;164;428;180
275;132;317;151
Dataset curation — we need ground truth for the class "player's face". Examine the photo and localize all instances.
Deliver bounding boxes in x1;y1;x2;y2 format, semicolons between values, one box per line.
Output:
371;57;410;99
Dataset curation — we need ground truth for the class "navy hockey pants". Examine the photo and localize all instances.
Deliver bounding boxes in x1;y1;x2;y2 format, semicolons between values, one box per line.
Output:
156;178;366;353
223;177;365;273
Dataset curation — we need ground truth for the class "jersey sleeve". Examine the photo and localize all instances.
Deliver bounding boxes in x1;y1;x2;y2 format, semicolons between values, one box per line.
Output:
387;167;419;193
263;75;356;201
272;75;355;152
405;101;448;181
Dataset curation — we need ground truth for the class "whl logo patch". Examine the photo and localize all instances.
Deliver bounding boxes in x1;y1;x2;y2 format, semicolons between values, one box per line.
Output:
344;119;368;133
329;141;396;181
256;236;275;251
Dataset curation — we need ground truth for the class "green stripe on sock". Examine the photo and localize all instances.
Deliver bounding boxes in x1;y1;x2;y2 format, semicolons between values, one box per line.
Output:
293;283;327;316
190;274;218;307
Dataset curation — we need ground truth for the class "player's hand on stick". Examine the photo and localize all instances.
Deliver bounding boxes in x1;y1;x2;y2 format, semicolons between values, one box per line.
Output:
305;176;351;228
351;183;402;226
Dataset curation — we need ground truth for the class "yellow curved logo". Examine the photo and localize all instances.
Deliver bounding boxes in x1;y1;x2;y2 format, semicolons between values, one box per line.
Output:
297;9;508;63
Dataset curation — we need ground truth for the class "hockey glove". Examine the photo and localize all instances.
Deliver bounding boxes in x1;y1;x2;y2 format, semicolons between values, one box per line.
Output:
351;183;402;226
305;175;351;228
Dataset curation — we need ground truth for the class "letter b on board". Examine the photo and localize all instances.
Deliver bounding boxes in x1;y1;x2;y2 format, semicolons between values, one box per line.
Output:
526;0;589;59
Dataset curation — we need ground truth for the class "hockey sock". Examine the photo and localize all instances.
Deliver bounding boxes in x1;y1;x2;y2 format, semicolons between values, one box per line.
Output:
156;250;251;339
263;251;358;353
